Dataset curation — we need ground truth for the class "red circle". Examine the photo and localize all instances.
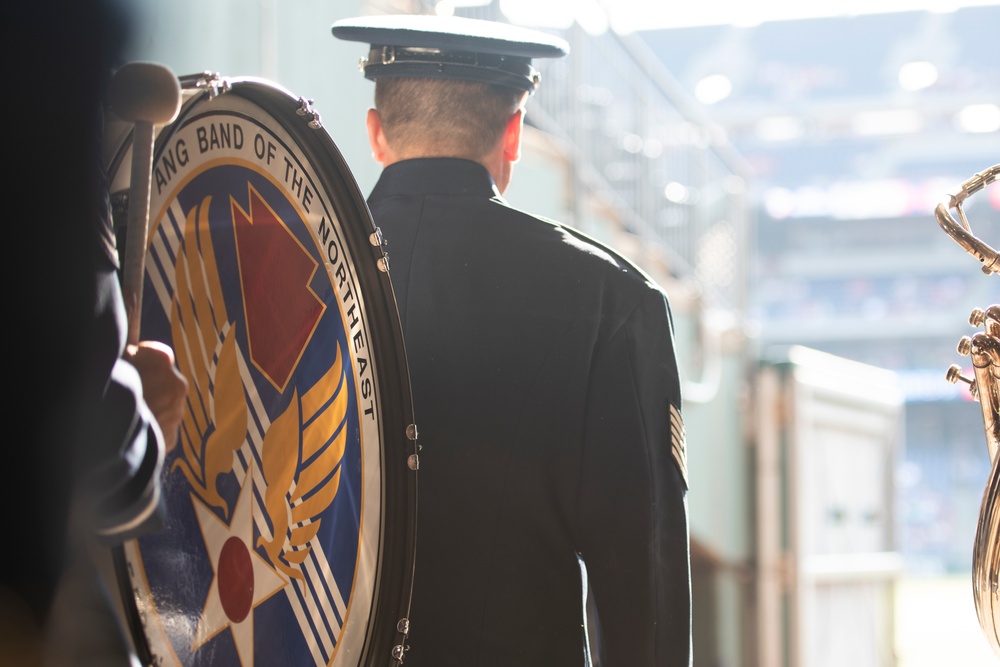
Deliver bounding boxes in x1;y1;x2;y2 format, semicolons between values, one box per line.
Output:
218;537;255;623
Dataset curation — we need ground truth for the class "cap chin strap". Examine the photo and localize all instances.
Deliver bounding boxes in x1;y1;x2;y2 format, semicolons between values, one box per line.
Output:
363;45;540;93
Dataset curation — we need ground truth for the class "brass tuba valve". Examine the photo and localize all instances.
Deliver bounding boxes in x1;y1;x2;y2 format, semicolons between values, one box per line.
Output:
946;361;977;395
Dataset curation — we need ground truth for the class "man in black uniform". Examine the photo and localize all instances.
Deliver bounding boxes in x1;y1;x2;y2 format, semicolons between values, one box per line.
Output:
333;15;691;666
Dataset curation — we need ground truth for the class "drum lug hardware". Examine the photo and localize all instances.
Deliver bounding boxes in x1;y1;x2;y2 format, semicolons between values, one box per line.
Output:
370;227;387;248
111;191;130;229
391;617;410;662
296;97;323;129
408;454;419;471
377;256;390;273
190;71;230;100
406;423;418;441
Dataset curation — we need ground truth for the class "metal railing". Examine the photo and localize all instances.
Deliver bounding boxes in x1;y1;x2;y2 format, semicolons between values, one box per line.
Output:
531;20;753;312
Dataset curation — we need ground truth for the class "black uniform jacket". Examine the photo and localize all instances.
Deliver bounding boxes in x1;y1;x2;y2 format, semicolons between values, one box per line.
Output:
368;158;691;667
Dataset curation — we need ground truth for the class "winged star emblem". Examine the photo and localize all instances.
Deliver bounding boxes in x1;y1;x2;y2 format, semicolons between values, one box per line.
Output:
164;187;350;660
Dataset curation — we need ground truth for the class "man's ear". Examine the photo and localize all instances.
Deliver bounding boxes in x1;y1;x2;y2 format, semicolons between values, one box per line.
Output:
502;108;524;163
366;108;391;164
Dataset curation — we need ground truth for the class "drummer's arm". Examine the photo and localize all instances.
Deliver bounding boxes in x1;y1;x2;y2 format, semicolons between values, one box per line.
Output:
578;286;691;666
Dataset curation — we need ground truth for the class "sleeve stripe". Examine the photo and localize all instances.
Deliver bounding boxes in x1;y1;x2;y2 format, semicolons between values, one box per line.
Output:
669;404;688;488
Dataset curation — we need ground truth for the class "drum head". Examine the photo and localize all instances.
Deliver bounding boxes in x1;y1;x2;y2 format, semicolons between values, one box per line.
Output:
105;74;416;666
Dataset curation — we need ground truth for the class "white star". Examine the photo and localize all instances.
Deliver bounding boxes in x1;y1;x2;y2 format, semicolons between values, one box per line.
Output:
191;464;287;666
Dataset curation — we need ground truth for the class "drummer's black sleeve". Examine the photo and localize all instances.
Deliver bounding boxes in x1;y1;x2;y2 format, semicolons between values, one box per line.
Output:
577;284;692;667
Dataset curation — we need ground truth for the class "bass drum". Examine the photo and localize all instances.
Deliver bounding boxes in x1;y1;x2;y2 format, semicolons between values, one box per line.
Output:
104;73;417;667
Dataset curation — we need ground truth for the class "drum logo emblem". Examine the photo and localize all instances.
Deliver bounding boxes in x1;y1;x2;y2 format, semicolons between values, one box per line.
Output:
129;127;368;667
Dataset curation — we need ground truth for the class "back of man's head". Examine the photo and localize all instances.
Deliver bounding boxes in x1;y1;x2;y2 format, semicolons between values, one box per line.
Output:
374;77;527;163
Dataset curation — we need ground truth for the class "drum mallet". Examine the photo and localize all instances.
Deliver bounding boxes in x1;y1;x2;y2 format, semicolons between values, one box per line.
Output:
108;62;182;345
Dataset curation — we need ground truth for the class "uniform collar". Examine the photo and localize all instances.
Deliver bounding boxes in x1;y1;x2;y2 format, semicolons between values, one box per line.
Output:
369;158;503;200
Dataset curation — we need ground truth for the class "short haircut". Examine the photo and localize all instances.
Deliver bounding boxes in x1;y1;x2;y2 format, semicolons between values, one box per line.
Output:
374;77;527;162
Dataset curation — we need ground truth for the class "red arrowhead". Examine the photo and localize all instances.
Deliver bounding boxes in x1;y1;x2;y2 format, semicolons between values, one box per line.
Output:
232;185;325;391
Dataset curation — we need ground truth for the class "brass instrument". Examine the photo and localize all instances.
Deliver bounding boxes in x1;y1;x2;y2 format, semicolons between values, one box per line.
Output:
935;164;1000;276
940;164;1000;657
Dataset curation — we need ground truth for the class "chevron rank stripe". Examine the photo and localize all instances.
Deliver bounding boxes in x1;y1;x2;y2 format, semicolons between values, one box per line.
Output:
670;404;688;489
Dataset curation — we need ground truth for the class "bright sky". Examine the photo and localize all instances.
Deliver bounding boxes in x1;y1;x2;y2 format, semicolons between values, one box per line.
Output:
445;0;1000;33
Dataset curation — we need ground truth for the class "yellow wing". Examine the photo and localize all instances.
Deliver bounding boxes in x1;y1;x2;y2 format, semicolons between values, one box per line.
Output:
169;196;248;519
257;343;349;579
